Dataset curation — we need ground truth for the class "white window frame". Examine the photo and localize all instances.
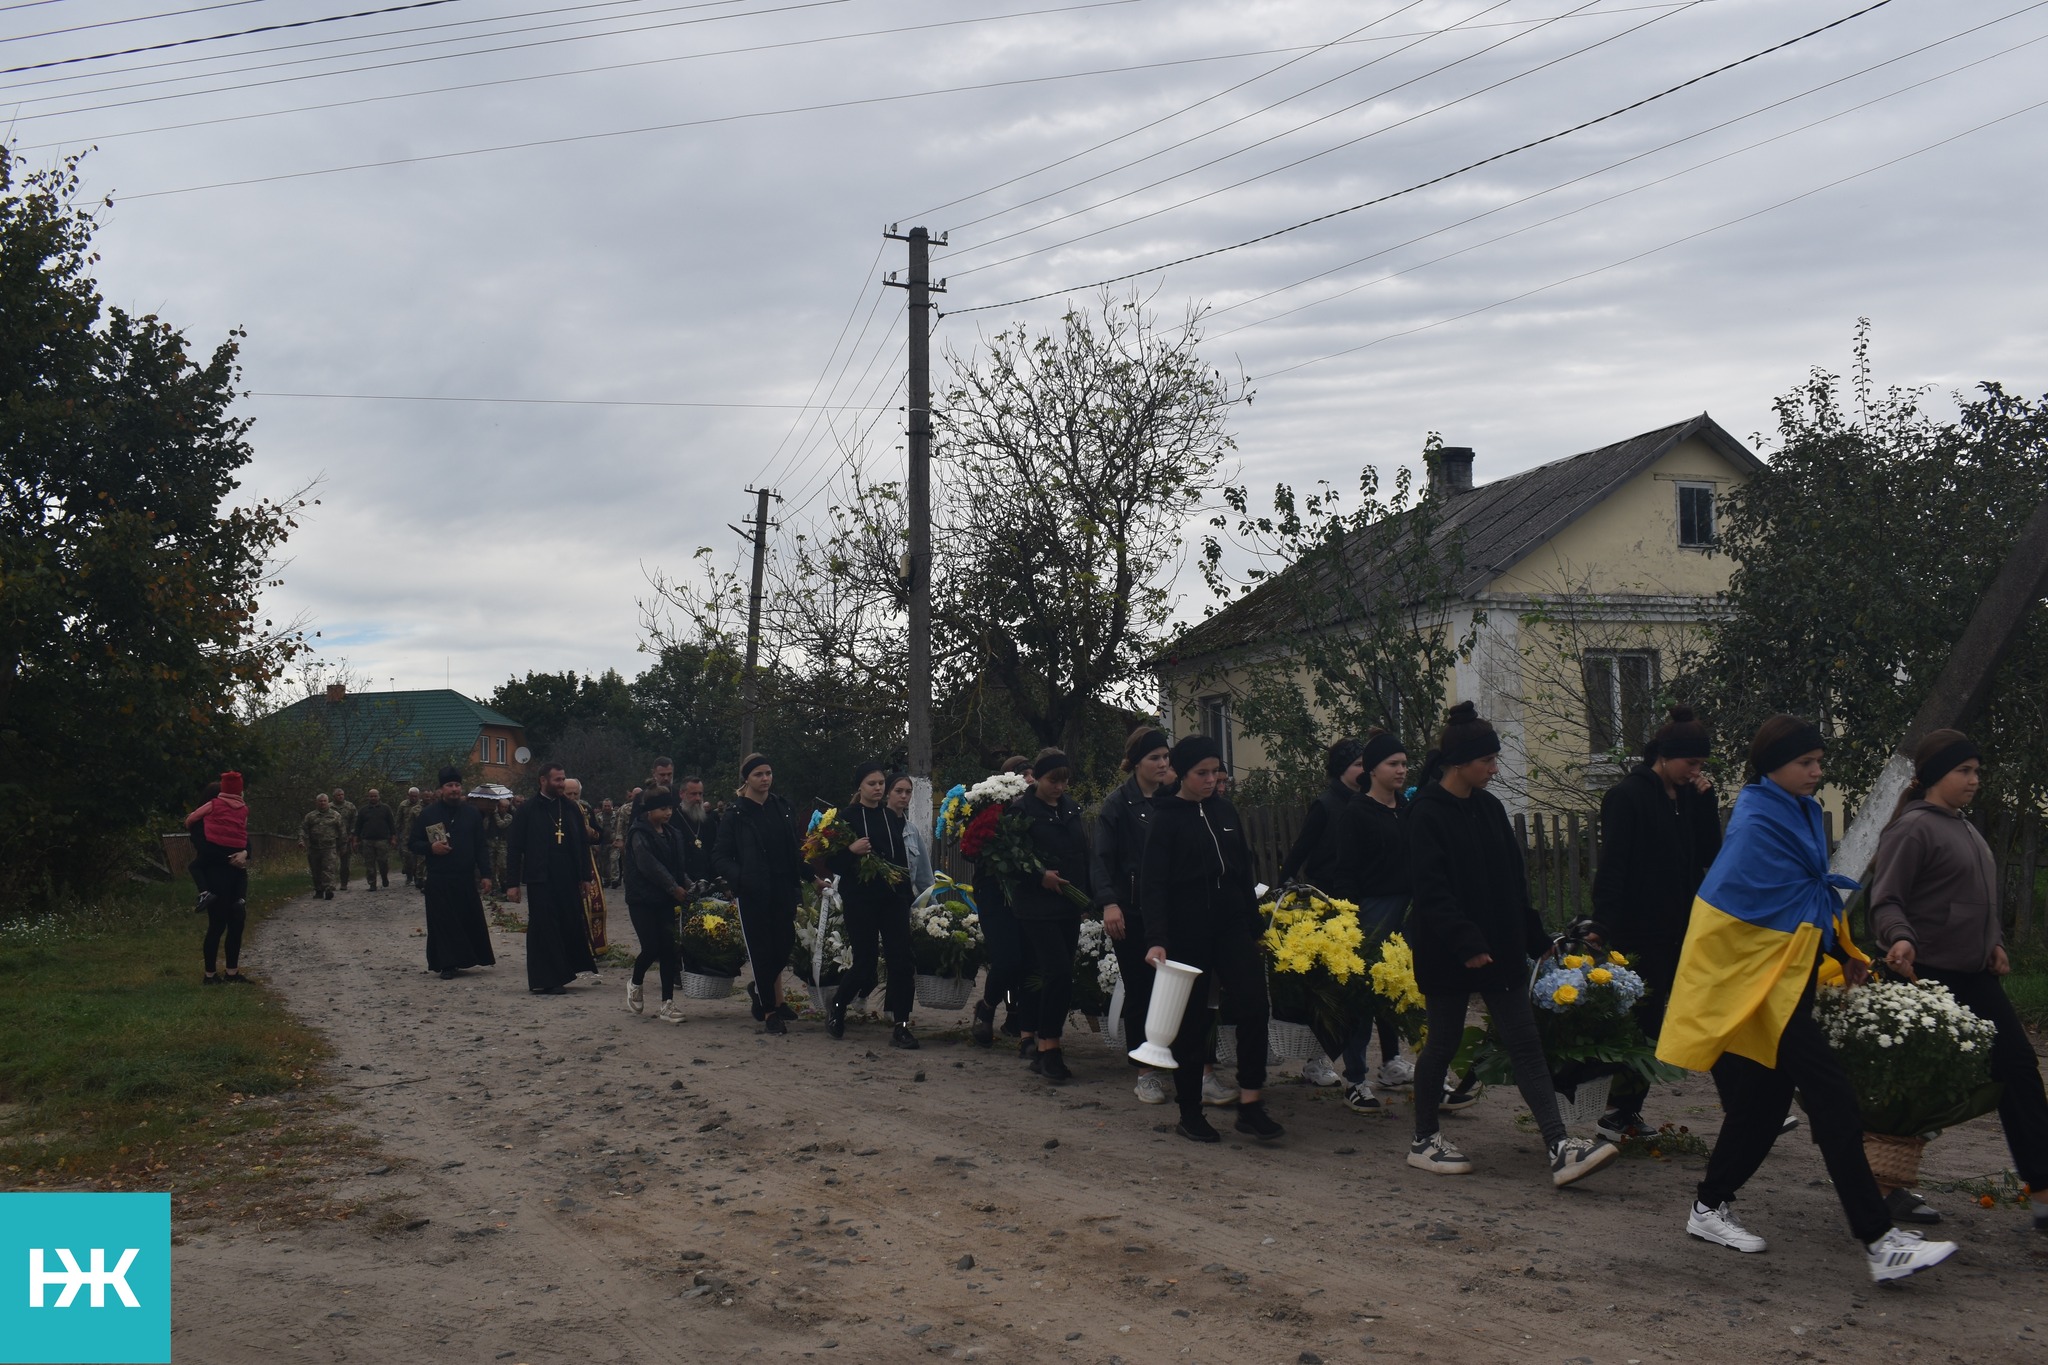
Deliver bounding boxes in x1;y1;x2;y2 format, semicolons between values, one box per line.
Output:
1676;481;1717;550
1582;650;1660;758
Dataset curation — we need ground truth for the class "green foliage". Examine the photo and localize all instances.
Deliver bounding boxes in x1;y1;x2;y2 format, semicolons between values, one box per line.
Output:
488;668;636;751
1690;323;2048;809
1197;436;1480;801
0;151;305;895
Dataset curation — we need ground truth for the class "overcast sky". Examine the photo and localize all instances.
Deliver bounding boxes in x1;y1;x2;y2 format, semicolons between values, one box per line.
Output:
10;0;2045;702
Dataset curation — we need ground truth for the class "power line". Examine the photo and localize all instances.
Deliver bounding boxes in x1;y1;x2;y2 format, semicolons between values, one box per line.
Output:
245;390;897;409
1;0;270;45
1251;92;2048;384
2;0;484;76
114;33;1330;199
943;0;1897;315
1206;3;2048;337
947;0;1668;265
751;238;887;487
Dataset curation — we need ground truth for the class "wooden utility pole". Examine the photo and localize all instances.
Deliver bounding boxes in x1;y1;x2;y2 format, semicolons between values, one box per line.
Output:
1833;491;2048;882
884;225;946;839
734;485;780;757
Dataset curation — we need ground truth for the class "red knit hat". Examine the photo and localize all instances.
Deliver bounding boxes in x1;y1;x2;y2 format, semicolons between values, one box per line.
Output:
220;771;245;795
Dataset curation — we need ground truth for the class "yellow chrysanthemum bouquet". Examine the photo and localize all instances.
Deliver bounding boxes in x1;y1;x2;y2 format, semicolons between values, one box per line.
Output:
1259;886;1367;1039
1367;932;1429;1046
678;904;747;977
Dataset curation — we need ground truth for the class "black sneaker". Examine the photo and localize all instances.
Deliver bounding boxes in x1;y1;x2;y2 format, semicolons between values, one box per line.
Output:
1234;1101;1285;1142
970;1001;995;1048
746;981;769;1022
1018;1037;1037;1061
890;1023;920;1050
999;1007;1021;1039
1176;1112;1221;1143
1597;1108;1646;1141
773;1002;799;1021
1037;1048;1071;1083
826;1002;848;1039
764;1014;787;1035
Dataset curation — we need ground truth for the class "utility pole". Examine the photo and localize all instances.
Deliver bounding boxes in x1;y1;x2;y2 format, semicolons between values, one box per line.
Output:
884;225;946;841
732;486;780;757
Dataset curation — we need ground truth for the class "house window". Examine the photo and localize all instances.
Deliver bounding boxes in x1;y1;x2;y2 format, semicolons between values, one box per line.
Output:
1677;482;1716;549
495;736;507;765
1583;650;1659;756
1196;695;1234;771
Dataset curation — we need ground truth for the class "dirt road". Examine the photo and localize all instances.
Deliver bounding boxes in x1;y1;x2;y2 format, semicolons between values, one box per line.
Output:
172;884;2048;1363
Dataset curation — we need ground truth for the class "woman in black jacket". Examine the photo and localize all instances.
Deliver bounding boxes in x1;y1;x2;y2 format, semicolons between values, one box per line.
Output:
1405;703;1616;1188
1142;735;1285;1145
1278;737;1367;896
1329;730;1412;1112
969;755;1035;1048
623;788;690;1023
819;761;919;1050
1590;705;1722;1136
713;753;810;1035
1089;726;1173;1104
1010;749;1094;1083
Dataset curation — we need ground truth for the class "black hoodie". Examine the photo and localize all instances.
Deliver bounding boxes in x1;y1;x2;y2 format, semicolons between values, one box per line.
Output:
1279;779;1358;896
624;815;691;915
1405;780;1545;995
822;800;912;908
713;792;806;918
1140;793;1260;958
1006;790;1093;922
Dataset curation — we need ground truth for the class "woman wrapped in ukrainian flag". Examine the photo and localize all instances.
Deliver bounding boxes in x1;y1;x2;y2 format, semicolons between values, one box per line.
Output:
1658;714;1959;1283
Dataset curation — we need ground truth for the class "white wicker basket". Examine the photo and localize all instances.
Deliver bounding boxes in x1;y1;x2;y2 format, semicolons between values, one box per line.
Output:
1266;1018;1319;1061
914;973;974;1012
678;971;736;1001
1215;1023;1286;1067
1553;1074;1612;1132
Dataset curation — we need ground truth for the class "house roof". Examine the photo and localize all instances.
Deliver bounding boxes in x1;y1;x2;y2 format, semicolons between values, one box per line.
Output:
1161;413;1761;667
264;688;524;767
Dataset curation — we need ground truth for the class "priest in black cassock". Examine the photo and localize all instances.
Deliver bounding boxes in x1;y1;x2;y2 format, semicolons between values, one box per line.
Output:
407;767;496;980
506;761;597;995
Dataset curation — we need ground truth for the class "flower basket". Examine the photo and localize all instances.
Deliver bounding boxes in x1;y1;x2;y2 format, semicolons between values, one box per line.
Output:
1266;1017;1319;1061
1463;948;1676;1092
790;883;853;989
679;970;736;1000
1862;1131;1928;1194
915;973;975;1012
1815;978;2001;1140
908;877;985;978
678;900;746;978
1216;1023;1285;1067
1260;885;1367;1043
1553;1074;1613;1132
1072;917;1119;1019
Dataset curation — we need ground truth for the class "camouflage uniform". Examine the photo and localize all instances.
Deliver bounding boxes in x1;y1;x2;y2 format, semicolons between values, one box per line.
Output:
398;794;426;883
332;796;358;888
596;803;621;886
488;801;514;890
353;797;397;887
301;806;347;896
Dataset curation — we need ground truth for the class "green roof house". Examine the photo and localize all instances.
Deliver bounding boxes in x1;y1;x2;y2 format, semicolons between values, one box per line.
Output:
265;684;530;784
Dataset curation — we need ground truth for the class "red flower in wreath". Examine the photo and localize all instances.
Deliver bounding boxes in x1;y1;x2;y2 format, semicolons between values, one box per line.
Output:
959;804;1003;857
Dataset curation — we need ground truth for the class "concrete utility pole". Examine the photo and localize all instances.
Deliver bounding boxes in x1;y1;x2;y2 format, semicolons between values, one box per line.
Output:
733;485;780;757
1832;491;2048;882
884;225;946;842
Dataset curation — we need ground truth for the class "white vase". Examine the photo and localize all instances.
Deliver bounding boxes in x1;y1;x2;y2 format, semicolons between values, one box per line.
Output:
1128;959;1201;1069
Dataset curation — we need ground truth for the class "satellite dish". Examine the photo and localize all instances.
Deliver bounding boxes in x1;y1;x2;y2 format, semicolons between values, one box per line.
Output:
514;746;532;764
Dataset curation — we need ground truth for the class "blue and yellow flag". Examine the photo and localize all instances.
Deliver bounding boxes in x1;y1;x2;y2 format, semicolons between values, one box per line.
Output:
1656;778;1865;1072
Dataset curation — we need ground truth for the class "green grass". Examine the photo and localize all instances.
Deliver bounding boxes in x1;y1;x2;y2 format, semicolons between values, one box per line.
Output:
2004;941;2048;1030
0;870;332;1185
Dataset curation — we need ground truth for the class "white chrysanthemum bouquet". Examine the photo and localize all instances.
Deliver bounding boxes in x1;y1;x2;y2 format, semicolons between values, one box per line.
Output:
1814;978;1999;1137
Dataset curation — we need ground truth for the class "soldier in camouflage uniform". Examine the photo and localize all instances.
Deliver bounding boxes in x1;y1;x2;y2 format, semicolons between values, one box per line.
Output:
331;787;358;889
353;788;398;888
596;798;621;886
398;787;426;885
300;794;347;899
487;796;515;893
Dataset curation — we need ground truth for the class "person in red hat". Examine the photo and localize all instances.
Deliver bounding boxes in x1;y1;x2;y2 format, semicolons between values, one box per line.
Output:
188;772;252;983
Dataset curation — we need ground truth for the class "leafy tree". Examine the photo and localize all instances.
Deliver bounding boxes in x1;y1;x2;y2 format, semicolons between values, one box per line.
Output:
487;668;636;752
1;152;304;894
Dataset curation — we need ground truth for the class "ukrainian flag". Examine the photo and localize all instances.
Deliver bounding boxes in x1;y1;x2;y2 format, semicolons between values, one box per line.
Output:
1656;777;1865;1072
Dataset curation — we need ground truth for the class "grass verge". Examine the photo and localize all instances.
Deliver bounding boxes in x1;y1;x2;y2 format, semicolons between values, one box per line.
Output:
0;871;376;1225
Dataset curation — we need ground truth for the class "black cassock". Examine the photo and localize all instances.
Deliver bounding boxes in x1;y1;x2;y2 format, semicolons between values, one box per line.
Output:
406;799;496;971
507;792;596;991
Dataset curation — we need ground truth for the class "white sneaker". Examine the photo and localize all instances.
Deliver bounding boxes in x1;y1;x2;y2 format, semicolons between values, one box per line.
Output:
1133;1072;1170;1105
1342;1081;1384;1114
1376;1055;1416;1089
626;980;644;1014
1687;1200;1767;1253
1408;1131;1473;1174
1549;1136;1618;1188
1301;1054;1342;1087
1201;1072;1240;1107
1865;1228;1957;1283
657;1000;684;1024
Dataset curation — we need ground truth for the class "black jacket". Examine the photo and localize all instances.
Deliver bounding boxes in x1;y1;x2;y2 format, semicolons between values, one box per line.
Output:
823;801;912;907
407;799;491;884
1006;791;1093;922
353;800;397;843
1088;777;1160;916
1141;794;1261;958
504;792;594;888
675;804;721;886
1279;780;1357;896
624;816;691;914
1590;764;1722;974
714;793;806;918
1405;781;1545;995
1339;790;1411;899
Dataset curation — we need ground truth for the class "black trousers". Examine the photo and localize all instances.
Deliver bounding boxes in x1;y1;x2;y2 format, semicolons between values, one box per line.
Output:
1171;928;1269;1113
979;889;1024;1013
626;901;680;1001
1018;916;1081;1041
202;898;245;972
737;894;797;994
1698;969;1891;1244
1108;914;1155;1053
835;891;915;1021
1917;965;2048;1189
1608;939;1681;1112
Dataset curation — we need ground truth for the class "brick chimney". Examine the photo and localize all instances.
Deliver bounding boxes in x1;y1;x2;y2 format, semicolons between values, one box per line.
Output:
325;683;347;703
1431;446;1475;497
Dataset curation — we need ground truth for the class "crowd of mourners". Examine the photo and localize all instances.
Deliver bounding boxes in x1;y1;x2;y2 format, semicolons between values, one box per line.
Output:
178;701;2048;1285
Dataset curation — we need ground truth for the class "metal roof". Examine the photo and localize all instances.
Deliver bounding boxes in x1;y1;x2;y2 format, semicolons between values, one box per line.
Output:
263;688;524;767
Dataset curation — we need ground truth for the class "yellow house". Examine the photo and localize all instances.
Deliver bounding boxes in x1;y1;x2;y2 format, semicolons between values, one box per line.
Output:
1156;414;1764;814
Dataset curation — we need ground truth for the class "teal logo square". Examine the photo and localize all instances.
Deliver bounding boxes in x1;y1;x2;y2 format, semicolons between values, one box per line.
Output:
0;1193;170;1364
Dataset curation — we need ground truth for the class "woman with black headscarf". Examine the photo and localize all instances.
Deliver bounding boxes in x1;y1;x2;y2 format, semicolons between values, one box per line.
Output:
1406;702;1618;1188
1009;749;1094;1083
1142;734;1285;1144
713;753;810;1035
1329;729;1413;1112
819;760;919;1050
1279;737;1368;897
1090;725;1173;1105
